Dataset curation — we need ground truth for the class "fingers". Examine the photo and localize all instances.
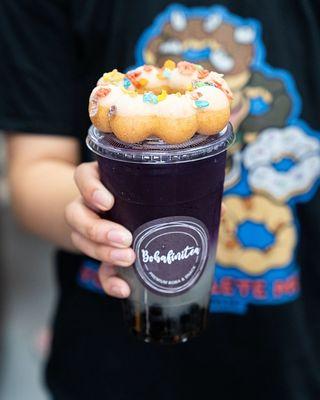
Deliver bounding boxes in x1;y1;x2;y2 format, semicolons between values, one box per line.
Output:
71;231;136;267
74;162;114;211
71;161;134;299
99;262;131;298
65;197;132;248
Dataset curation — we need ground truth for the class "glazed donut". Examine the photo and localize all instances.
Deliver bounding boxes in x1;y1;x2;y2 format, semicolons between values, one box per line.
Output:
216;195;296;274
243;126;320;203
89;60;232;144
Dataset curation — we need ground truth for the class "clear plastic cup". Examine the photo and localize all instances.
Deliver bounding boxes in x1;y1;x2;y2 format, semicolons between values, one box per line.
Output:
87;124;234;344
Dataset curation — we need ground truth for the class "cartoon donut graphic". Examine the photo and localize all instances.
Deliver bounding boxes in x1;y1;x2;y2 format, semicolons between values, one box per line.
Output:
142;6;293;134
139;5;294;191
216;195;297;275
243;126;320;203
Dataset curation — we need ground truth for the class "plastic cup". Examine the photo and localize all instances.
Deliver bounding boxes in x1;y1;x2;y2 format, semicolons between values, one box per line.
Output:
87;124;234;344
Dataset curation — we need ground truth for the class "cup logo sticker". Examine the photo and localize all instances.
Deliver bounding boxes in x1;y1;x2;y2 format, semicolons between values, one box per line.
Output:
133;216;209;295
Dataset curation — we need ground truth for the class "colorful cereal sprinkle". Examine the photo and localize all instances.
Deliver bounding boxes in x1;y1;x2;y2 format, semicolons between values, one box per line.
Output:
126;70;142;87
193;81;214;88
162;68;171;79
138;78;149;87
198;69;209;79
96;87;111;98
157;90;168;102
123;77;131;89
103;69;123;83
191;91;203;100
143;92;158;104
193;81;206;88
177;61;196;75
163;59;176;70
195;100;209;108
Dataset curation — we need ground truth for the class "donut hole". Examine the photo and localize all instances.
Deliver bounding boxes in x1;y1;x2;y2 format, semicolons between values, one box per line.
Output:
271;156;296;172
237;221;275;250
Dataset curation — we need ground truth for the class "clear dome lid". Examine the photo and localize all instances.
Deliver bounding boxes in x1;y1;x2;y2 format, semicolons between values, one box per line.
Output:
86;123;234;164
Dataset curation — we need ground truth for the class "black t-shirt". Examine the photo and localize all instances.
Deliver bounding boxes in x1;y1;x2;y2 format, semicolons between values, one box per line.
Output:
1;0;320;399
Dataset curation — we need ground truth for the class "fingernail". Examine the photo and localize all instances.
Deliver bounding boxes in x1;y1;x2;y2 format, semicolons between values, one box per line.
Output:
110;285;127;298
108;230;132;246
92;190;113;210
110;249;134;264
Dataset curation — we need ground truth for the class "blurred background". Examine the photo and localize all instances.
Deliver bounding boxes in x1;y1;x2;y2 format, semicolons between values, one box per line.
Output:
0;133;55;399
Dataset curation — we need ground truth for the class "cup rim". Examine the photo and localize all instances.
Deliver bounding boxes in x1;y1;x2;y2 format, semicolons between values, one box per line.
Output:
86;123;235;164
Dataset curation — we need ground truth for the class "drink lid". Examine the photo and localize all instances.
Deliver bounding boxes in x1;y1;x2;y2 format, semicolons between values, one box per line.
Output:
86;123;234;164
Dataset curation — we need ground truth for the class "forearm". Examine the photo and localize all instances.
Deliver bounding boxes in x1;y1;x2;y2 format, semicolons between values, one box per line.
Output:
9;158;78;251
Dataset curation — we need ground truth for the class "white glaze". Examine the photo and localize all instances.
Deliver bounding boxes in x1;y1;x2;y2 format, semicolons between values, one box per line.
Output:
127;66;164;89
91;62;231;119
191;85;230;111
156;94;195;117
167;68;198;90
97;85;123;107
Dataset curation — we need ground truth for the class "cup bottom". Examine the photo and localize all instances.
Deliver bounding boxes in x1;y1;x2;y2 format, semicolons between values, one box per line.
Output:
123;301;208;345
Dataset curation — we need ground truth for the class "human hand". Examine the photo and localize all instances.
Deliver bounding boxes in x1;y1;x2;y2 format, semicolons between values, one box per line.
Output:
66;162;227;300
65;162;135;298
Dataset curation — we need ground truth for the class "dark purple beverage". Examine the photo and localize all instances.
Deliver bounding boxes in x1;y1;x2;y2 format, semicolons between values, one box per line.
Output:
87;124;234;344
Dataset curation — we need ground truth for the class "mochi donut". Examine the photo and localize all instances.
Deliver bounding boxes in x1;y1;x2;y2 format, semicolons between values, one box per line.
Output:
89;60;233;144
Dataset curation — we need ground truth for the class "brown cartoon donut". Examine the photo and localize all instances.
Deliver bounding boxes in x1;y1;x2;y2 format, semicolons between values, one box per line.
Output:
216;195;297;274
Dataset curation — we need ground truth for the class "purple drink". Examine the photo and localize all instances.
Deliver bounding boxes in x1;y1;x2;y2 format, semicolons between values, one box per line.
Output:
87;124;234;344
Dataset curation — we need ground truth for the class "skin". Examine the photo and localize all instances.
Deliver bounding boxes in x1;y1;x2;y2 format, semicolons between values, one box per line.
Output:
7;134;225;299
7;134;135;298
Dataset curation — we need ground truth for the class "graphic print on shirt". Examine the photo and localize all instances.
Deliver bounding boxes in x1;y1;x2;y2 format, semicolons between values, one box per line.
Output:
78;4;320;313
132;4;320;314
